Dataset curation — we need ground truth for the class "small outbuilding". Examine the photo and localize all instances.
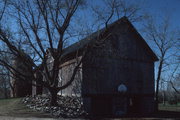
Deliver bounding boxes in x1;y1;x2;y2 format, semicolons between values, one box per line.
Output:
10;51;33;97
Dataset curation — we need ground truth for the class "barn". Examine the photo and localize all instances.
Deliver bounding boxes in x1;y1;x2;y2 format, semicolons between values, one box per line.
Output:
36;16;158;116
10;51;33;97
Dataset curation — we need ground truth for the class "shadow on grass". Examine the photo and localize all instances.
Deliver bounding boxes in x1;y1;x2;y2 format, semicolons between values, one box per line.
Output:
87;111;180;119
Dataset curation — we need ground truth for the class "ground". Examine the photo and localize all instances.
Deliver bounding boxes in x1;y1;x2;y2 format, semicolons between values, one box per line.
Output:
159;103;180;112
0;98;51;118
0;98;180;120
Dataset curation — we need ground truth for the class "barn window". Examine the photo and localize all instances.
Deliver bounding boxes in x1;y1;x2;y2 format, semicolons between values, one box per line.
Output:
118;84;127;93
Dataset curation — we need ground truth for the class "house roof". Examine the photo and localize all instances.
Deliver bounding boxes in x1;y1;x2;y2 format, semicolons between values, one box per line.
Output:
63;16;158;61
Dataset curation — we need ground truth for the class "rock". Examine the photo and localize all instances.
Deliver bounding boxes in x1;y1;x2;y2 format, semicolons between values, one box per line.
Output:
22;95;88;118
36;107;41;111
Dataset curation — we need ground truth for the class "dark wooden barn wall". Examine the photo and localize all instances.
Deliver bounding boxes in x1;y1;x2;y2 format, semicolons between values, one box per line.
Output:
81;20;155;113
82;20;155;95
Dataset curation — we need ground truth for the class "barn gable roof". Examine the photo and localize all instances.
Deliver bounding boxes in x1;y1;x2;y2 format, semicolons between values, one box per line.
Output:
63;16;158;61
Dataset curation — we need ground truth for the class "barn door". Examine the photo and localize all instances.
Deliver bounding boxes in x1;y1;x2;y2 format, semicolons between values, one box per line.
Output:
129;96;142;113
91;96;112;116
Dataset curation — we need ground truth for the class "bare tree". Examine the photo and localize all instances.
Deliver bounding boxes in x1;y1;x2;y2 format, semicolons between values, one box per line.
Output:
0;0;86;106
169;65;180;94
0;66;10;98
0;0;147;106
91;0;146;28
0;0;111;105
144;16;180;110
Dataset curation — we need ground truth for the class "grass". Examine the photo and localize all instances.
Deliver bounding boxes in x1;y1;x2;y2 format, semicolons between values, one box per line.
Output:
0;98;180;118
159;103;180;112
0;98;20;106
0;97;51;118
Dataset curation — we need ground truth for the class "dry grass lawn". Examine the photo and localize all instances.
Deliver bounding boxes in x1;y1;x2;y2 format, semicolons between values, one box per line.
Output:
159;103;180;112
0;98;51;118
0;98;180;120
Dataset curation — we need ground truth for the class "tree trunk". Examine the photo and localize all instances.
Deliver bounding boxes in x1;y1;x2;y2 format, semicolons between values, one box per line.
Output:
11;87;15;97
49;88;58;106
4;87;8;98
155;60;163;111
4;80;8;98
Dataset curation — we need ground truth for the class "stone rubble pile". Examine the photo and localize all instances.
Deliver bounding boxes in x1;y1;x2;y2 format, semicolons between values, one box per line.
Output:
22;95;88;118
